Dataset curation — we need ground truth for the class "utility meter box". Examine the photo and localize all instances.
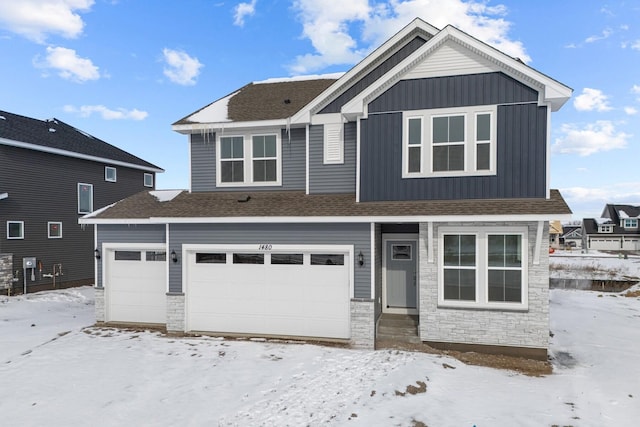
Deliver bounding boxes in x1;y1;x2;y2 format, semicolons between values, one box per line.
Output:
23;257;36;269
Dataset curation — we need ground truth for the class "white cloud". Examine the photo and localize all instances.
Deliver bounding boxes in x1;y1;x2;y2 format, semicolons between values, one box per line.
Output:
631;40;640;50
162;48;203;86
35;46;100;82
573;88;612;112
585;28;612;43
561;184;640;219
234;0;257;27
289;0;530;74
632;85;640;95
0;0;93;43
553;121;630;156
63;104;148;120
624;106;638;115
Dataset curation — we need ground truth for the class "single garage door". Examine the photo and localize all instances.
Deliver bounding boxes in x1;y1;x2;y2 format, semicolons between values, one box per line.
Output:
105;247;167;324
186;247;351;339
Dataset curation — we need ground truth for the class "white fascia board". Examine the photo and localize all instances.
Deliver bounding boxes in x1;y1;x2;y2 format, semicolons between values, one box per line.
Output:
290;18;440;125
341;25;572;117
80;213;571;225
172;119;290;134
0;137;164;173
0;192;8;200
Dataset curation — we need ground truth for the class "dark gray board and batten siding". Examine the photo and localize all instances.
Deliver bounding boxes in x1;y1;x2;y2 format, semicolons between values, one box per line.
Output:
360;72;547;201
190;128;306;192
96;224;166;288
0;145;155;289
168;223;371;298
308;123;357;194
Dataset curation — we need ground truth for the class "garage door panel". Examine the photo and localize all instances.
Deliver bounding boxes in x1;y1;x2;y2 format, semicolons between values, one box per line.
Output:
187;249;351;339
106;249;167;324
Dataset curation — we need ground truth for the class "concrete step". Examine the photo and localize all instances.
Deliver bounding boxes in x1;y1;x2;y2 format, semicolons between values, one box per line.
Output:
376;314;420;344
376;333;422;344
377;324;418;336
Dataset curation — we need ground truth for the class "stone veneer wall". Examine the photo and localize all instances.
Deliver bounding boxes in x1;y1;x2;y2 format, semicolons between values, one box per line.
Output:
350;299;375;349
95;287;105;322
166;293;185;332
418;221;550;350
0;254;13;290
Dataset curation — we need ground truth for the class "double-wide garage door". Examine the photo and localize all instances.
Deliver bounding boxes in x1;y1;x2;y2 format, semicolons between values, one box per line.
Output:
105;247;167;324
186;246;351;339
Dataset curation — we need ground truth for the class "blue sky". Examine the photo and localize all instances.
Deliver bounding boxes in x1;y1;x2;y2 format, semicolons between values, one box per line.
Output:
1;0;639;221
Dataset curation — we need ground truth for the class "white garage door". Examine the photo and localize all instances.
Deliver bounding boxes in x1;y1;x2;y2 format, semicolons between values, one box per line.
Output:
589;238;620;251
106;247;167;324
186;246;351;339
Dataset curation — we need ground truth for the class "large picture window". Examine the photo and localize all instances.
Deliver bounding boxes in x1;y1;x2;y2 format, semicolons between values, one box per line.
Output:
217;132;281;186
439;227;528;309
78;183;93;214
403;106;496;178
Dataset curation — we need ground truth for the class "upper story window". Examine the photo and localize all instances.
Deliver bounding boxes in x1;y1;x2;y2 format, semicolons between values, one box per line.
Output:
7;221;24;239
144;173;154;188
105;166;117;182
622;218;638;229
78;183;93;214
439;226;528;310
217;131;281;187
48;222;62;239
599;224;614;233
403;105;496;178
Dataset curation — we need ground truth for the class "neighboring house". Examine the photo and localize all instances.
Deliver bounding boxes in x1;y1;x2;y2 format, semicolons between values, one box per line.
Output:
549;220;563;249
0;110;163;294
560;225;582;249
582;204;640;252
80;19;572;359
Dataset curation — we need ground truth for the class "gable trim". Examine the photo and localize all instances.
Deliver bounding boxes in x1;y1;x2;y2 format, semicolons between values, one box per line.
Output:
0;137;164;173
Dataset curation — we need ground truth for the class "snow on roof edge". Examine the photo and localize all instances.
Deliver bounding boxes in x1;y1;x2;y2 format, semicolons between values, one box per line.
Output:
149;189;183;203
253;72;345;85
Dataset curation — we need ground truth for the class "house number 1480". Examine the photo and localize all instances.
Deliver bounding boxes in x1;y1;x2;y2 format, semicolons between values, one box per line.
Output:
258;244;272;251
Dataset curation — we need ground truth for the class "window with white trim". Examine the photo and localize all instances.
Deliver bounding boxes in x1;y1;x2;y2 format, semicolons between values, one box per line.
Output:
7;221;24;239
48;222;62;239
105;166;117;182
439;227;528;309
217;132;281;186
622;218;638;229
144;173;154;188
403;106;496;177
599;225;613;233
78;183;93;214
323;122;344;164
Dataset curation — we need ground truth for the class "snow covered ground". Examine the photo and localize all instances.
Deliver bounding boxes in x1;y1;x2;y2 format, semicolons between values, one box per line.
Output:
1;273;639;426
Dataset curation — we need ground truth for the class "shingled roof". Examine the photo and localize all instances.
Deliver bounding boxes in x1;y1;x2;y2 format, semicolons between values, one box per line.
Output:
82;189;571;222
173;77;338;125
0;110;163;172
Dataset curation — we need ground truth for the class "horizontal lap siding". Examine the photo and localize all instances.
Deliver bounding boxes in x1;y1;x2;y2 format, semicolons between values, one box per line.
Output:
168;223;371;298
0;145;154;289
309;123;356;193
360;72;546;201
96;224;166;288
190;129;305;192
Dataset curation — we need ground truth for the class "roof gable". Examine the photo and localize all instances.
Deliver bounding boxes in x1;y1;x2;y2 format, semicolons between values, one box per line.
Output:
0;110;162;172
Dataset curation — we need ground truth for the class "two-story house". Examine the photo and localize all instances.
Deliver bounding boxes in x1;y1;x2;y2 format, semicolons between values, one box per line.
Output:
582;204;640;252
0;110;163;294
80;19;572;359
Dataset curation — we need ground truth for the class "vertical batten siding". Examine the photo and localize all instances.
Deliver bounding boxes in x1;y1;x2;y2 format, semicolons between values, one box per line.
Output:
359;72;547;201
96;224;166;287
168;223;370;297
320;36;428;114
368;72;538;113
309;123;356;193
189;129;306;192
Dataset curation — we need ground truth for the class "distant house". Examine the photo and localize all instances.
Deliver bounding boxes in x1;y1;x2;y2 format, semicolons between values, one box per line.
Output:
80;19;572;359
549;221;563;249
0;110;163;294
583;204;640;252
560;225;582;249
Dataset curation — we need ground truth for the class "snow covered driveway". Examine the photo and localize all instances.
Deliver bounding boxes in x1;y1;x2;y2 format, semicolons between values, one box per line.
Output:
1;286;639;426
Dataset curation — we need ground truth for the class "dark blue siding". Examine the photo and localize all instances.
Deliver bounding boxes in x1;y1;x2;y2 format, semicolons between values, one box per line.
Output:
320;36;428;114
360;103;548;201
368;72;538;113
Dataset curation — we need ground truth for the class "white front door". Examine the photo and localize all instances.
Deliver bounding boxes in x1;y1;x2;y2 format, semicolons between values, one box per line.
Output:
383;236;418;314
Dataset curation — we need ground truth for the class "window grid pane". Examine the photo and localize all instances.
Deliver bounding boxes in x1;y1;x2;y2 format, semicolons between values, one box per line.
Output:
476;114;491;141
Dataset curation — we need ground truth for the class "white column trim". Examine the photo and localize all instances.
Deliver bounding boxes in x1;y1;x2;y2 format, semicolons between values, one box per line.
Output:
534;220;544;265
427;221;434;263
